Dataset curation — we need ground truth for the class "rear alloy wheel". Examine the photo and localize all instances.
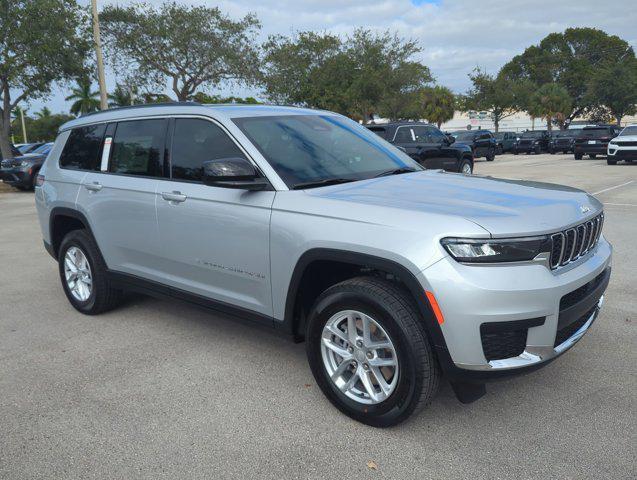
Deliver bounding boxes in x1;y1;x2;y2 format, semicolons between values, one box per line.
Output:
58;229;122;315
486;148;495;161
306;277;440;427
460;159;473;174
534;145;541;154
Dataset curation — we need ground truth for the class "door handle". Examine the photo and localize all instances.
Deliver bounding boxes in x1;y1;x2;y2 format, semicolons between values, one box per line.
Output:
161;191;187;203
85;182;102;192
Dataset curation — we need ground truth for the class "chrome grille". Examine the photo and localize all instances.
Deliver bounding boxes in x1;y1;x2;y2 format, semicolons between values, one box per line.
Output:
550;213;604;269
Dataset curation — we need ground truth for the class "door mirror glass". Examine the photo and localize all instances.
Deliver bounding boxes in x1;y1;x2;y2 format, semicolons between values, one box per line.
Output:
202;157;268;190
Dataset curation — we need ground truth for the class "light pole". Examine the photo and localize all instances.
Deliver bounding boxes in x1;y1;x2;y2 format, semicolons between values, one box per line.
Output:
20;108;27;143
91;0;108;110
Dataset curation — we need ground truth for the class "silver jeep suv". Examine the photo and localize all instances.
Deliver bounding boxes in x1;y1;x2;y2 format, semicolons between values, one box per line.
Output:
35;104;611;427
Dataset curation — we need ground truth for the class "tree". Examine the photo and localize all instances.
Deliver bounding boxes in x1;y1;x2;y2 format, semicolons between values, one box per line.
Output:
464;69;525;132
35;107;52;120
528;83;573;131
417;86;455;128
191;92;260;104
11;111;74;143
100;2;261;101
108;83;140;107
262;29;432;121
501;28;635;122
0;0;90;159
588;59;637;125
66;79;101;116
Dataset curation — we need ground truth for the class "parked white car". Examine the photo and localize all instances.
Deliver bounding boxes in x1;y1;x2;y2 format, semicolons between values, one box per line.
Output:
607;124;637;164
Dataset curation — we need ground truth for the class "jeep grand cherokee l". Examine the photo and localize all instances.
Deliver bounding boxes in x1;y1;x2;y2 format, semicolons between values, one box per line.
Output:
366;122;474;173
513;130;550;154
35;104;611;427
449;130;496;161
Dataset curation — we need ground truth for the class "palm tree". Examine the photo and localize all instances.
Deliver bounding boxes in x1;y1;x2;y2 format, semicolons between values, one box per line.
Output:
66;79;100;116
529;83;573;131
419;86;456;128
108;83;139;107
35;107;52;119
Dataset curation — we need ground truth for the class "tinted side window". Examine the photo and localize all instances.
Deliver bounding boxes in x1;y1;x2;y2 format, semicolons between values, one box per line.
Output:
59;124;106;170
171;118;247;182
427;127;446;142
109;119;165;176
394;127;413;143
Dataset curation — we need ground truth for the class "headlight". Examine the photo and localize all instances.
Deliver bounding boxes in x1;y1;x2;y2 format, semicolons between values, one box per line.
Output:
20;160;32;167
534;140;540;144
441;237;551;263
609;140;617;145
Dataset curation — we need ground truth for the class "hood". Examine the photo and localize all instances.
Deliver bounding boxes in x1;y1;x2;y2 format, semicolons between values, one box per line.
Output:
306;171;602;237
614;135;637;142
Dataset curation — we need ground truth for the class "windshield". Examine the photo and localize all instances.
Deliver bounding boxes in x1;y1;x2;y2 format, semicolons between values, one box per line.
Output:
520;131;545;138
620;126;637;136
451;131;475;141
32;143;53;154
233;115;422;188
552;131;576;138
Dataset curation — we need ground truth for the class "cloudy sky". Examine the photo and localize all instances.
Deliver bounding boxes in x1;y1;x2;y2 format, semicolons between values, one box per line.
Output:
30;0;637;114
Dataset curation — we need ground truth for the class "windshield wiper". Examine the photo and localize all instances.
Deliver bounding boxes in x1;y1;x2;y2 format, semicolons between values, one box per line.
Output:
374;167;418;177
291;178;356;190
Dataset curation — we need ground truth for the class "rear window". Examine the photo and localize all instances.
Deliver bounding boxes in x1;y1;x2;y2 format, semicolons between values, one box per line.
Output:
366;127;387;139
580;128;610;138
59;124;106;171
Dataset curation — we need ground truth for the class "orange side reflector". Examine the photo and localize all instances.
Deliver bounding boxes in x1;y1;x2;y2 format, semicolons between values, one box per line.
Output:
425;291;445;325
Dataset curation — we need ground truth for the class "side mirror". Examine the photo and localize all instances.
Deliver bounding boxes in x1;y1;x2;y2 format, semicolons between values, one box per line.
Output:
202;157;269;191
445;134;455;145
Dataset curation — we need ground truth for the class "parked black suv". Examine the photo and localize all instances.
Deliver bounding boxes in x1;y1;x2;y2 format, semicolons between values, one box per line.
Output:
548;130;578;154
512;130;550;154
574;125;621;160
0;142;53;190
449;130;496;161
366;122;474;173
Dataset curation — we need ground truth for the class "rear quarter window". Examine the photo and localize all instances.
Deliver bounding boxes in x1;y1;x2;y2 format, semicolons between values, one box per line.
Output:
59;124;106;171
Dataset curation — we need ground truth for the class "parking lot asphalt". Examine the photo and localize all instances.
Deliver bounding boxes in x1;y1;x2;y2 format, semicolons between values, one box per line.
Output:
1;153;635;479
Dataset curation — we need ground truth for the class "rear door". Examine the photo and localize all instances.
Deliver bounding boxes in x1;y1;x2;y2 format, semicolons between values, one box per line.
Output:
155;117;275;317
76;118;168;281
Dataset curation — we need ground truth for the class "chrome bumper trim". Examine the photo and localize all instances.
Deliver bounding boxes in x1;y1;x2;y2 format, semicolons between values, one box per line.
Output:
456;296;603;371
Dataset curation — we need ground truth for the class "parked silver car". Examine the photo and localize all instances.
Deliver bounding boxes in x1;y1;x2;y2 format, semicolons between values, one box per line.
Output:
35;104;611;426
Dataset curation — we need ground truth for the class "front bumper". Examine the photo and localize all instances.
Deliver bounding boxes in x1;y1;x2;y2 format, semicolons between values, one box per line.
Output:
0;167;32;187
608;147;637;160
419;237;612;381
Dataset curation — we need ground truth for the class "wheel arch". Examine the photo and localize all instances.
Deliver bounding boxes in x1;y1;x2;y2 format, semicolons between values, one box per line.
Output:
49;207;94;258
282;248;447;351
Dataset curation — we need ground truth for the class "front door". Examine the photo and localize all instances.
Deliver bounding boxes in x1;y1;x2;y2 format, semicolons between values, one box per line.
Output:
155;117;275;318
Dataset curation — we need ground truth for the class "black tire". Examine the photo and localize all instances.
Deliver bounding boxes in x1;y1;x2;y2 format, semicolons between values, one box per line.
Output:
534;145;541;154
574;152;583;160
58;229;122;315
589;154;597;159
306;276;440;427
607;158;617;165
513;150;518;155
549;149;555;154
496;145;503;155
458;158;473;174
562;150;568;154
486;148;495;161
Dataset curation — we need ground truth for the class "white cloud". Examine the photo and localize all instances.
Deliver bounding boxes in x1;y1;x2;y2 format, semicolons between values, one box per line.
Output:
26;0;637;113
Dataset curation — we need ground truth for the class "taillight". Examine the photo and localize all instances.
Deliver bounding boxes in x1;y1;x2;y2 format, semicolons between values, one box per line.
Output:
36;174;45;187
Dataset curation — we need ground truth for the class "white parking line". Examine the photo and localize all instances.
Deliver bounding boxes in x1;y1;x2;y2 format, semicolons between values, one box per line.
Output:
604;202;637;207
592;180;634;195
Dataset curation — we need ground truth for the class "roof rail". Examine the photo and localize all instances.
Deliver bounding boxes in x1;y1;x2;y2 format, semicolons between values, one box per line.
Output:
79;101;202;118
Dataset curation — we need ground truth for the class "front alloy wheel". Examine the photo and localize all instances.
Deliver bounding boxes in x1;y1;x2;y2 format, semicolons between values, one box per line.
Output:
321;310;399;404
